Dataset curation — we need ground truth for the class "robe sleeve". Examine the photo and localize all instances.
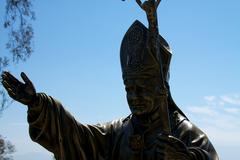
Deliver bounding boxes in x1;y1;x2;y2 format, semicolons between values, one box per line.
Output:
173;112;219;160
27;93;112;160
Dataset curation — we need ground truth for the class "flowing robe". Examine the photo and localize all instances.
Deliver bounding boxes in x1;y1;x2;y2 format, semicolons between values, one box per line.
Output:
27;93;218;160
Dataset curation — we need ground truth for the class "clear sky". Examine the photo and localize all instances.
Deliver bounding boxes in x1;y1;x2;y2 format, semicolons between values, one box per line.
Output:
0;0;240;159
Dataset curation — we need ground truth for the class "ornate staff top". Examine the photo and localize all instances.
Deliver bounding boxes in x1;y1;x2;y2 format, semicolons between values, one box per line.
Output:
136;0;161;35
122;0;161;35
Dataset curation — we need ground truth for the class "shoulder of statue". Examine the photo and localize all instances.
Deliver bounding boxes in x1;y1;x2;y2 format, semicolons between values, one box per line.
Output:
172;111;187;124
170;113;218;159
114;115;133;135
170;111;188;132
98;115;132;133
158;34;172;54
171;112;208;141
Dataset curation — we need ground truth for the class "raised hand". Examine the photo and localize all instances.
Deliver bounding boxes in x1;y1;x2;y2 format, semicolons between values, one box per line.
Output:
1;72;36;105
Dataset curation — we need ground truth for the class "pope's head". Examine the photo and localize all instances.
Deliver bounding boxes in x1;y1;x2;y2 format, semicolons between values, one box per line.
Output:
124;77;163;116
120;20;172;116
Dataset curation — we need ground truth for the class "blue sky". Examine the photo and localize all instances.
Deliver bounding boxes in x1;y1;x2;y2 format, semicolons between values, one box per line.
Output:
0;0;240;159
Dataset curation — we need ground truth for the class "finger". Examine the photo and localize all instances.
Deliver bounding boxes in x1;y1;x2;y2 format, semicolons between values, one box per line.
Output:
1;72;9;81
2;80;16;92
157;135;181;147
157;136;188;153
157;134;179;143
21;72;32;85
7;88;17;99
2;71;21;85
2;80;11;89
157;134;171;141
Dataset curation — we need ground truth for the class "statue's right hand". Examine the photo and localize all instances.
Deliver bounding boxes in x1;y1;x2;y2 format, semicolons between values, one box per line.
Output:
1;72;36;105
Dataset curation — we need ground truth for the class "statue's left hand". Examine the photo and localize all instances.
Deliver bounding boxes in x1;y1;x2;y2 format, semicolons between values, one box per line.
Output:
156;134;193;160
1;72;36;105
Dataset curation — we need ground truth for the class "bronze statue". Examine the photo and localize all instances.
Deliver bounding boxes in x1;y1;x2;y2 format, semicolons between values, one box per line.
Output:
1;1;219;159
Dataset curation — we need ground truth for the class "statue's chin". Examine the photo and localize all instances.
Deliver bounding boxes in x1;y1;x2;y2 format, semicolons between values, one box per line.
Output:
130;105;146;116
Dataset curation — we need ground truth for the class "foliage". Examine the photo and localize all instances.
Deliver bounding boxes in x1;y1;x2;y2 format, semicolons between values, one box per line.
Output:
0;0;35;159
4;0;35;63
0;135;15;160
1;0;35;112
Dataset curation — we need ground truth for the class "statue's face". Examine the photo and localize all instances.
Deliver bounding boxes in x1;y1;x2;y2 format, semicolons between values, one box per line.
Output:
124;78;160;116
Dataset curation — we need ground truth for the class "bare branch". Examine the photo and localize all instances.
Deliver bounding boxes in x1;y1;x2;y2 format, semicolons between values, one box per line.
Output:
0;135;15;160
1;0;35;112
4;0;35;63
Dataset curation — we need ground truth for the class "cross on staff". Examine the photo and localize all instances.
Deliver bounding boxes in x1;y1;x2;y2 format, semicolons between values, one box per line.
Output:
122;0;161;35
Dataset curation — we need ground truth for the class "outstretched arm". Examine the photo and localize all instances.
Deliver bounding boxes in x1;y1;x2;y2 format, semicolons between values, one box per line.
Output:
1;72;112;159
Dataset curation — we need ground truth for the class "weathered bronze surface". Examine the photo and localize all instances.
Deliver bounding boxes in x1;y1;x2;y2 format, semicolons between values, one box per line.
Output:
1;1;219;159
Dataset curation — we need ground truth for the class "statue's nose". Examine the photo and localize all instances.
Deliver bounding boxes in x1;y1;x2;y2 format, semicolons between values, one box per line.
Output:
127;90;142;102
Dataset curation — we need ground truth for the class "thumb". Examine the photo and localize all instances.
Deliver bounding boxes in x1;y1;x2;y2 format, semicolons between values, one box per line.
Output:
21;72;32;84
